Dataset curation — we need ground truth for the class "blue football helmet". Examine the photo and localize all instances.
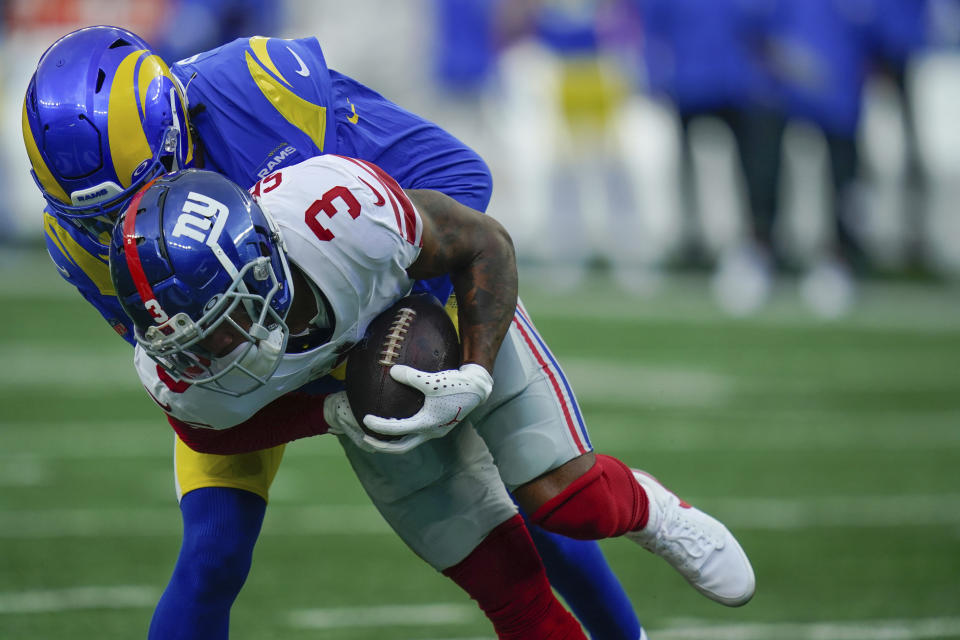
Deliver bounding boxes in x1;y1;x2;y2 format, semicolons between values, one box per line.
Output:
23;25;193;241
109;169;293;396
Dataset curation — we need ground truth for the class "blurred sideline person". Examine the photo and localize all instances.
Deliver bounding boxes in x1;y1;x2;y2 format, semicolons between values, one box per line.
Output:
108;158;756;635
759;0;876;317
635;0;786;315
534;0;648;293
866;0;931;274
23;26;641;639
711;0;926;317
636;0;936;317
150;0;282;63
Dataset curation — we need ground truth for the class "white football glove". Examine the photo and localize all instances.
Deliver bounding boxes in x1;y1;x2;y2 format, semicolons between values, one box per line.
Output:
323;391;435;455
361;363;494;444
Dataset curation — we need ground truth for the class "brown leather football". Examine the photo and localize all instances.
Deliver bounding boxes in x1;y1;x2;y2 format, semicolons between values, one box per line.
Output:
345;294;460;431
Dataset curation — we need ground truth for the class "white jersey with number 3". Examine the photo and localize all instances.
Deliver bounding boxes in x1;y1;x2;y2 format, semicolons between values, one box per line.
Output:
134;155;423;428
134;156;597;573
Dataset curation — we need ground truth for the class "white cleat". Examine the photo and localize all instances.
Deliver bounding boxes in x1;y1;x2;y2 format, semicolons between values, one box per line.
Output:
800;256;856;319
711;241;773;317
626;470;756;607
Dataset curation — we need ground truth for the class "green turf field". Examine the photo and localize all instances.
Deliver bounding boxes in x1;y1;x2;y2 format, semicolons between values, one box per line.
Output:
1;248;958;639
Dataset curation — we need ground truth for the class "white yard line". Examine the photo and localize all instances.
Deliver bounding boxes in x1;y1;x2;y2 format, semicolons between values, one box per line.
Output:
4;414;959;464
1;587;955;640
383;615;960;640
0;421;343;460
651;616;960;639
0;345;134;390
0;458;52;487
3;494;960;538
560;359;734;408
0;504;389;538
287;603;479;629
517;274;960;333
288;612;960;639
0;586;158;613
709;493;960;530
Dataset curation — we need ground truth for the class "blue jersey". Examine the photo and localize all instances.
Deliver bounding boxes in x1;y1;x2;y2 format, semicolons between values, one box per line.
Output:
763;0;872;136
868;0;929;66
636;0;775;113
44;36;492;345
172;37;339;186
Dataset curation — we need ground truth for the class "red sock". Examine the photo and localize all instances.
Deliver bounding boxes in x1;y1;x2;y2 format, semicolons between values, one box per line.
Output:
442;515;587;640
530;454;649;539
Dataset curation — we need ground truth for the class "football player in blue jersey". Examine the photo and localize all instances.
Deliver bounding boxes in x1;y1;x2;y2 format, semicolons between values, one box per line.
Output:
23;25;643;640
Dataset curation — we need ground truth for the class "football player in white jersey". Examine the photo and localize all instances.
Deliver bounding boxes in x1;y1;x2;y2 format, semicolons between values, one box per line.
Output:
114;156;588;638
111;155;756;637
28;25;642;639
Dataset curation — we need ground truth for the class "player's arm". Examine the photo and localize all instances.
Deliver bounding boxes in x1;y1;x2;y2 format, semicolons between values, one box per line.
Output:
355;189;517;449
404;188;518;372
43;214;137;344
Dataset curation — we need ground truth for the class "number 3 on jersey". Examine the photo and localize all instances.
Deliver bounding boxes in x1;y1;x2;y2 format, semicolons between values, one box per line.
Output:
304;186;360;241
250;170;360;242
251;159;421;246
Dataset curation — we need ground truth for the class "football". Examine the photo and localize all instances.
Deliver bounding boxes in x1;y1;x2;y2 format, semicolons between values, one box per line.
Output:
345;293;461;433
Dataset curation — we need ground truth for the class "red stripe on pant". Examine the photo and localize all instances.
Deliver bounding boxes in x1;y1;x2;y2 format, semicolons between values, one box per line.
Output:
511;314;588;454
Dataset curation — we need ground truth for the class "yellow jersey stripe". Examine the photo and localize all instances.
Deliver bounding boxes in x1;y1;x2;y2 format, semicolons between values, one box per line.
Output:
245;50;327;152
43;213;75;268
249;37;291;87
43;213;115;295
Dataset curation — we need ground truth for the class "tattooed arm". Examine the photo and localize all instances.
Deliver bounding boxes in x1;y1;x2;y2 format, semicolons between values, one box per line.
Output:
404;189;518;372
348;189;516;450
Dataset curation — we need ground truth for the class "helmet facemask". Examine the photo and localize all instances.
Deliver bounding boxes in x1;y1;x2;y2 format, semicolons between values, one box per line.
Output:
110;168;293;397
140;256;291;397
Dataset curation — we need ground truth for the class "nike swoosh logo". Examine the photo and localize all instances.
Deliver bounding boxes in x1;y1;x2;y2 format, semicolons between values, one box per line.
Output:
55;263;70;278
147;390;173;412
357;176;385;206
287;47;310;77
347;101;359;124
